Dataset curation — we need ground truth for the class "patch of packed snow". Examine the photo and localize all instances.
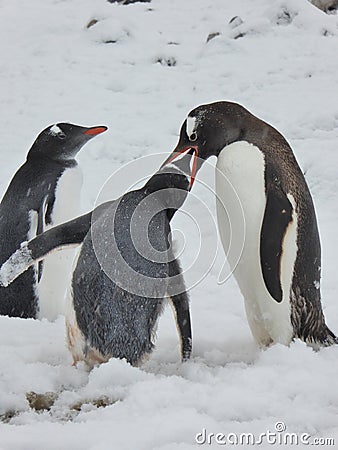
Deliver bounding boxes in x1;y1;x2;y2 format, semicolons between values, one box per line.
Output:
0;0;338;448
48;124;63;136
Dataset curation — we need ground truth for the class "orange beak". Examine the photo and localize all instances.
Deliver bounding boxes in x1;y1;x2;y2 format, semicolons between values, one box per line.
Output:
84;126;108;136
161;145;199;190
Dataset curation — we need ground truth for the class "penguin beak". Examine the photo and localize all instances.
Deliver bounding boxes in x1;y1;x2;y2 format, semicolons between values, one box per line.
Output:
84;126;108;136
161;145;199;190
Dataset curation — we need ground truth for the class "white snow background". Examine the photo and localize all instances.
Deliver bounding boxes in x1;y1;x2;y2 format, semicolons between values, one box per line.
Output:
1;0;338;448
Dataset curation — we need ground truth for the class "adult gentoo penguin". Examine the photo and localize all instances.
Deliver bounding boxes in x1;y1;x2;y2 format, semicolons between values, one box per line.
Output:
0;152;194;366
162;101;338;348
0;123;107;319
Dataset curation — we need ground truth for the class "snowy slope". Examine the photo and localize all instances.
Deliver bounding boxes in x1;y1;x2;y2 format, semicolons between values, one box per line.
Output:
0;0;338;448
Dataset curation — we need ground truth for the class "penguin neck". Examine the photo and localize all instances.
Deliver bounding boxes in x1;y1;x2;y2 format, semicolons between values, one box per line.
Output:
223;118;291;158
144;172;189;223
26;151;78;168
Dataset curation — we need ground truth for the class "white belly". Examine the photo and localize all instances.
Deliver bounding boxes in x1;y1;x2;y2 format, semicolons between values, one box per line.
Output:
216;141;293;346
37;166;83;321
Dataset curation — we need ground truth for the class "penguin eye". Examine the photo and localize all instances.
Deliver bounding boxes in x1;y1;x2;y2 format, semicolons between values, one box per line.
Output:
57;132;66;140
190;132;197;142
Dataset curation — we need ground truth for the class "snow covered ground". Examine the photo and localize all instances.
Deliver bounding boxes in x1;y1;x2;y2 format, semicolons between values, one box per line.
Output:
1;0;338;448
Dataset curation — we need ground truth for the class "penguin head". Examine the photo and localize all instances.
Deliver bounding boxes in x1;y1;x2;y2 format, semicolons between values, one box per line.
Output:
162;101;252;181
27;123;108;162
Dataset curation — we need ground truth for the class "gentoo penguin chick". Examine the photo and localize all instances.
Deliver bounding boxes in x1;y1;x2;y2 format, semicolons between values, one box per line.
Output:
163;101;338;348
0;152;194;366
0;123;107;319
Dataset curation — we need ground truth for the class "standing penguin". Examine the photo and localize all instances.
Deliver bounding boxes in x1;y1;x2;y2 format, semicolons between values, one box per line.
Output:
0;152;193;366
0;123;107;319
162;101;337;348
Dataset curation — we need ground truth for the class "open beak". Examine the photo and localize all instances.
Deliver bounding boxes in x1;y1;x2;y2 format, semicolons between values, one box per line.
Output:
161;145;199;190
84;126;108;136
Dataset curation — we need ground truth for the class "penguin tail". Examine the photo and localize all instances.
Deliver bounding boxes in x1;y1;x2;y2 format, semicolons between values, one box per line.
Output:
310;325;338;348
322;326;338;346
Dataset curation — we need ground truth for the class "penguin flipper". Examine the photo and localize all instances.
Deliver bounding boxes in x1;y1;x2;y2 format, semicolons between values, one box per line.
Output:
0;211;92;287
260;183;293;303
37;197;49;281
168;258;192;361
0;200;115;287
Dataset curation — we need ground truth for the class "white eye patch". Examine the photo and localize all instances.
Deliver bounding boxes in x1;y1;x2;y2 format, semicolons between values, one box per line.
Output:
186;116;197;140
49;124;63;136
